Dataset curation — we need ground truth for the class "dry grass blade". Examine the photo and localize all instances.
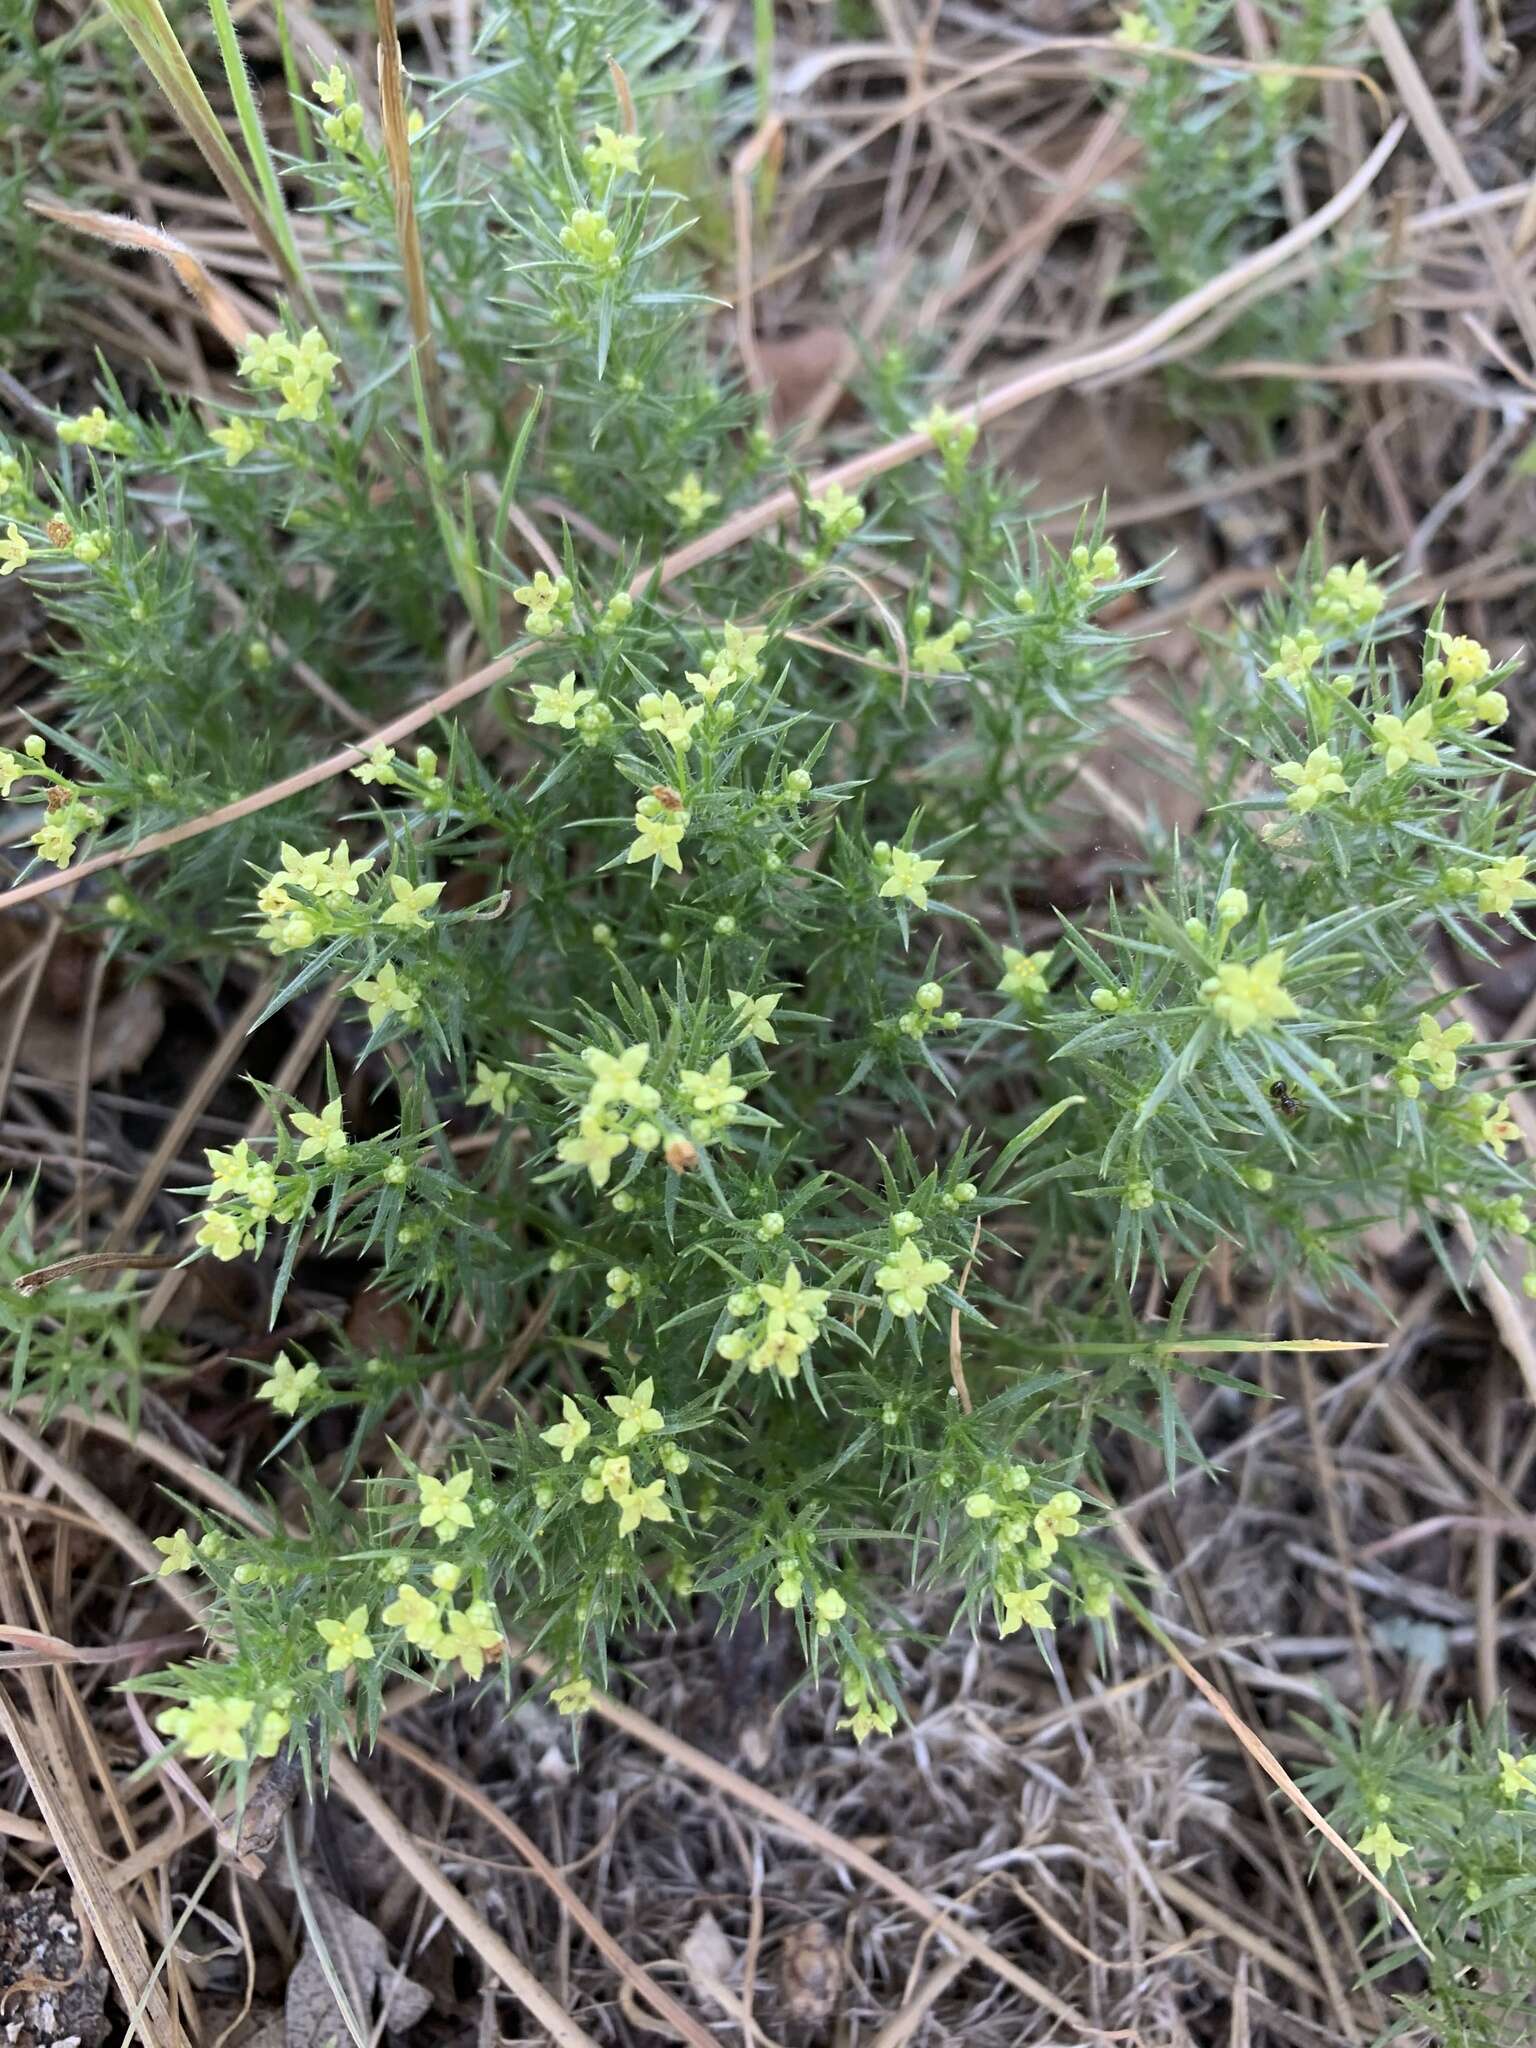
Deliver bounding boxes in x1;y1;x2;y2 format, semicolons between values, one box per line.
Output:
1127;1599;1429;1956
327;1754;604;2048
375;0;445;442
25;196;260;349
380;1730;727;2048
513;1651;1112;2035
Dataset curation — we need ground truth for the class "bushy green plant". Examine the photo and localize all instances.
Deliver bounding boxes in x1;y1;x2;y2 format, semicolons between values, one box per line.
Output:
1302;1704;1536;2044
1;7;1533;2008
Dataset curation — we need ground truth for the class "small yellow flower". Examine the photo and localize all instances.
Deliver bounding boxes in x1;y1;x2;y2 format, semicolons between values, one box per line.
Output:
551;1676;593;1716
636;689;705;750
312;63;348;105
1033;1489;1082;1558
157;1694;253;1763
607;1376;664;1445
585;124;643;176
57;406;133;451
1475;855;1536;919
1199;951;1300;1037
195;1208;249;1261
257;1351;320;1417
998;1582;1055;1636
728;989;782;1044
1312;560;1385;631
379;875;445;930
291;1097;348;1164
874;1238;952;1319
1496;1748;1536;1802
0;524;28;576
416;1467;476;1540
351;743;399;786
352;960;422;1030
664;473;720;527
1113;9;1158;44
154;1529;197;1577
467;1062;518;1115
627;796;689;874
1438;633;1492;687
441;1599;503;1680
557;1116;630;1187
616;1477;672;1537
315;1605;374;1673
1371;708;1439;775
877;845;944;911
1472;1093;1520;1157
1263;632;1324;684
998;947;1052;1000
1357;1820;1411;1875
209;416;262;466
528;673;594;730
806;482;864;542
1273;745;1349;815
541;1395;592;1461
679;1054;746;1119
381;1583;448;1654
1406;1014;1473;1091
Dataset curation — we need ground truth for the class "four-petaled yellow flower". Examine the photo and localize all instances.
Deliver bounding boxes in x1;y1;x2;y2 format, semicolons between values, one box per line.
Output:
806;482;864;542
467;1062;518;1115
586;124;643;176
627;796;689;874
998;947;1052;999
1496;1748;1536;1802
209;416;262;466
999;1582;1055;1636
528;673;594;730
636;689;705;750
607;1376;664;1444
557;1119;630;1187
728;989;782;1044
195;1208;249;1261
1;524;31;576
878;846;944;911
616;1476;672;1537
441;1599;503;1679
1475;856;1536;919
875;1238;952;1318
258;1350;320;1416
551;1676;593;1715
351;743;398;785
664;473;719;527
1357;1821;1411;1875
417;1467;476;1540
379;875;445;929
1472;1093;1520;1158
583;1042;659;1112
157;1695;254;1763
1033;1490;1082;1559
316;1606;374;1672
382;1583;447;1653
541;1395;592;1461
679;1054;745;1118
154;1529;196;1576
1438;633;1491;687
352;961;421;1030
1199;951;1300;1037
1406;1014;1472;1091
291;1097;349;1164
1273;745;1349;815
1371;708;1438;775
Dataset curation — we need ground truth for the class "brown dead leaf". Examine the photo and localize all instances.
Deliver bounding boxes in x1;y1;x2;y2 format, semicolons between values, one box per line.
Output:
777;1920;841;2032
757;327;851;426
17;979;164;1085
285;1888;432;2048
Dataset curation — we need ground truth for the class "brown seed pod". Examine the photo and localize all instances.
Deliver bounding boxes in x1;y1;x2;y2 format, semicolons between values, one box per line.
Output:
650;783;685;812
664;1135;699;1172
46;517;74;548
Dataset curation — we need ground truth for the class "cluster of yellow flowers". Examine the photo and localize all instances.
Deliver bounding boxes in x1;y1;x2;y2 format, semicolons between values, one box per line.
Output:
716;1261;832;1380
965;1472;1101;1637
193;1100;349;1261
237;327;340;424
253;840;443;979
157;1691;291;1765
0;736;104;870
